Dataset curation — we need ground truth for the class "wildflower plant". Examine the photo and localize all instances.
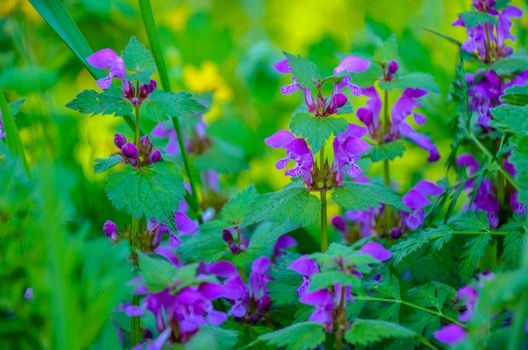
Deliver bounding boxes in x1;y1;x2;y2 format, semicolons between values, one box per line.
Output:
1;0;528;349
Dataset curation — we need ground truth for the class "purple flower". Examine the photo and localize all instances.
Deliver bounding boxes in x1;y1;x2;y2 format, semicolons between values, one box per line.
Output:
121;142;138;159
458;286;478;322
356;87;381;138
358;242;392;261
103;220;118;241
332;124;370;184
149;149;162;163
401;181;444;230
289;256;320;295
273;234;297;259
86;48;125;89
0;116;5;139
299;289;334;331
433;324;467;345
249;257;272;313
114;133;127;149
24;287;33;301
265;130;314;187
174;212;198;235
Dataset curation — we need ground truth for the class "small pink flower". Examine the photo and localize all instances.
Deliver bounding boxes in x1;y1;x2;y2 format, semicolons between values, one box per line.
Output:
86;49;125;89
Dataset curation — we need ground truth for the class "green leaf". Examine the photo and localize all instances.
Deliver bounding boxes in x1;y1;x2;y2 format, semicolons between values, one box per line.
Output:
511;136;528;204
179;220;230;263
332;182;408;212
344;319;416;346
283;52;321;88
500;230;525;270
308;271;361;291
459;11;498;29
138;253;197;293
105;162;184;227
220;185;260;224
380;72;439;93
0;93;30;176
9;99;25;117
194;140;248;174
351;63;384;88
406;281;457;311
390;226;453;265
269;255;303;307
186;325;238;350
141;90;206;122
492;51;528;75
256;322;325;350
489;104;528;133
373;34;398;63
94;155;122;174
121;36;155;83
243;184;320;228
66;88;132;117
290;113;348;153
459;234;492;281
366;140;406;161
500;85;528;106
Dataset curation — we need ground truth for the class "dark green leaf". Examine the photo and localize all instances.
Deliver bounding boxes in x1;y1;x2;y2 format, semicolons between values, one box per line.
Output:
380;72;439;93
220;185;260;224
344;319;416;346
290;113;348;153
459;11;498;29
66;88;132;117
141;90;206;122
459;234;492;281
256;322;325;350
390;226;453;265
283;52;321;88
138;253;197;293
186;325;238;350
121;36;155;83
500;85;528;106
332;182;408;212
366;141;406;161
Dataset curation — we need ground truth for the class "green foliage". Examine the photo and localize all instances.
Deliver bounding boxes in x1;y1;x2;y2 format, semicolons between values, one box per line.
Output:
289;113;348;152
138;253;197;293
379;72;439;93
459;11;498;29
243;183;320;228
405;281;457;311
268;254;303;307
374;34;398;63
94;154;122;173
66;87;132;117
255;322;325;350
186;325;239;350
141;90;206;122
500;85;528;106
308;271;360;291
511;136;528;204
283;52;321;88
459;234;492;281
332;181;408;212
489;104;528;134
179;220;229;263
220;185;260;225
391;225;453;265
366;140;406;161
492;51;528;75
344;319;416;347
121;36;155;83
105;162;184;227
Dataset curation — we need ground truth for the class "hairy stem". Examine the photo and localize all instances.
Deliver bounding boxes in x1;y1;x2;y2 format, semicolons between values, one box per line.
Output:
355;295;464;326
320;149;328;252
138;0;203;223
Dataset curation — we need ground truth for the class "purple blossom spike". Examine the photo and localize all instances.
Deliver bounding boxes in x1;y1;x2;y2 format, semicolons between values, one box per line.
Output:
103;220;118;241
433;324;467;345
121;142;138;159
149;149;162;163
86;48;125;89
174;212;198;235
299;289;334;331
333;124;370;184
114;133;127;148
289;256;320;295
358;242;392;261
401;181;444;230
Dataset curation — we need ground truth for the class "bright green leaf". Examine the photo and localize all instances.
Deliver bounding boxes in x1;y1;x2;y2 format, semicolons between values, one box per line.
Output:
66;88;132;117
332;182;408;212
366;140;406;161
283;52;321;88
290;113;348;153
256;322;325;350
344;319;416;346
121;36;155;83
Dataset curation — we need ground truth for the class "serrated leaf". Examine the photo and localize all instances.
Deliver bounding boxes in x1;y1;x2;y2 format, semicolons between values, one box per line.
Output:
256;322;325;350
489;104;528;133
94;155;122;174
344;319;416;346
66;88;132;117
220;185;259;224
511;136;528;204
269;254;303;307
283;52;321;88
459;11;498;29
406;281;456;311
243;184;320;227
380;72;439;93
500;85;528;106
186;325;238;350
105;162;184;228
350;63;384;88
492;51;528;75
332;182;408;212
373;35;398;63
500;231;525;270
459;234;492;281
138;253;197;293
289;113;348;153
308;271;361;292
179;220;230;263
141;90;206;122
390;226;453;265
366;140;405;161
121;36;155;83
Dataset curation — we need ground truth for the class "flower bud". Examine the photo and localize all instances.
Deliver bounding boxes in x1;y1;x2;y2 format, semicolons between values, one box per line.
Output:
229;243;240;254
389;227;403;239
332;93;348;109
103;220;118;241
122;142;138;159
387;60;399;75
222;229;234;243
122;80;135;99
140;135;152;149
149;149;162;163
114;133;127;149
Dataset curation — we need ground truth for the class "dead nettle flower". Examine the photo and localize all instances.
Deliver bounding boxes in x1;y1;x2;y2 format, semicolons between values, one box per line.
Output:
274;55;370;117
86;48;157;105
113;133;162;168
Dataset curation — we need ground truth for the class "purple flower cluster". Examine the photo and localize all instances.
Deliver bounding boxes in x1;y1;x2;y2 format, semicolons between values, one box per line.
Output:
0;116;5;139
289;242;392;331
265;124;370;189
87;48;157;104
453;1;522;63
274;55;370;117
113;133;162;168
356;82;439;162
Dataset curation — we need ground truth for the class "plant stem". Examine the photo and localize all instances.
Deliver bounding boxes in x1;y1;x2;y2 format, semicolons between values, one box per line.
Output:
335;286;345;350
138;0;203;223
383;89;391;234
320;148;328;252
355;295;464;326
508;225;528;350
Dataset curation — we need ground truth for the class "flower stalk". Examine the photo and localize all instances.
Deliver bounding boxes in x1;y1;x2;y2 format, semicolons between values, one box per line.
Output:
320;148;328;252
382;88;392;235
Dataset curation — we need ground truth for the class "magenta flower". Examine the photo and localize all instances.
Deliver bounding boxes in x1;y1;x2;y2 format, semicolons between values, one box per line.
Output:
299;289;334;331
86;48;125;89
401;181;444;230
272;234;297;259
458;286;478;322
434;324;468;345
358;242;392;261
0;117;5;139
174;212;199;235
103;220;118;242
332;124;371;184
289;256;320;295
265;130;314;187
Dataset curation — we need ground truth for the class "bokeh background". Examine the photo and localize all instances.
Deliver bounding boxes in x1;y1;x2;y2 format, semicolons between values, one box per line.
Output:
1;0;528;347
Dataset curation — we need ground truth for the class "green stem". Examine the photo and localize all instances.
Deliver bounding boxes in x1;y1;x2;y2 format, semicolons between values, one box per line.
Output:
131;294;142;345
508;225;528;350
0;92;31;176
355;296;464;326
382;89;391;234
134;104;140;146
320;149;328;252
335;286;345;350
138;0;203;224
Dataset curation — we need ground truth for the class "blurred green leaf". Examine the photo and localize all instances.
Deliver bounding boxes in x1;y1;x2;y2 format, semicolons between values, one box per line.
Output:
121;36;156;83
283;52;321;88
374;34;398;64
366;140;406;162
380;72;439;93
332;182;408;212
459;11;498;29
94;155;122;174
139;253;197;293
344;319;416;346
